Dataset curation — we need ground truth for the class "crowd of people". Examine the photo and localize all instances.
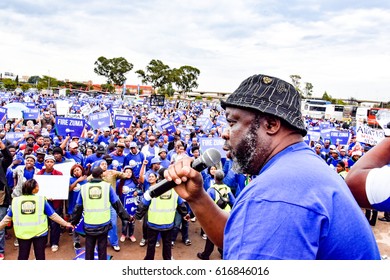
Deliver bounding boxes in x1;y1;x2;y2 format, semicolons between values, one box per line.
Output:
0;74;388;260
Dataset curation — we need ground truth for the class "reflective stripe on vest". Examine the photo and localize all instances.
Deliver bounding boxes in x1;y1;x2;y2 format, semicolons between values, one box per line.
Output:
81;181;111;225
12;195;48;239
148;189;178;225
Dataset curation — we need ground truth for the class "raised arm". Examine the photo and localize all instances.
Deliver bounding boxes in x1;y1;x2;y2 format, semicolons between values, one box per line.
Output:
345;137;390;208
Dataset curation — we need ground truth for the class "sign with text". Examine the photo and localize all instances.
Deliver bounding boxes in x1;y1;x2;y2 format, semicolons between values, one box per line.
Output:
5;132;24;144
55;117;85;138
330;130;350;146
88;111;112;130
199;137;226;159
23;108;40;120
355;123;385;146
114;115;133;128
156;119;176;134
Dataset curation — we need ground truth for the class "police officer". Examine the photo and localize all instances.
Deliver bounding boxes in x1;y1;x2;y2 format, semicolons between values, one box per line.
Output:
70;166;132;260
0;179;73;260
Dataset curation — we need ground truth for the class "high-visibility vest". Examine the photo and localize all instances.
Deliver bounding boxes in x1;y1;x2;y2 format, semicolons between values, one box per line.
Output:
148;189;178;226
81;181;111;225
211;184;232;212
12;195;48;239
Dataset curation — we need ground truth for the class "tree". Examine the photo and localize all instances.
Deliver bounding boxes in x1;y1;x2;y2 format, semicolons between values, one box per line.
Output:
289;75;303;97
94;56;133;86
173;66;200;96
2;78;17;91
135;59;173;93
37;75;58;90
15;75;19;85
303;82;313;98
28;75;40;85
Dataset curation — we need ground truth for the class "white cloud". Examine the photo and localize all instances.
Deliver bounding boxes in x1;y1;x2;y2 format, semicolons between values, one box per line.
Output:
0;1;389;101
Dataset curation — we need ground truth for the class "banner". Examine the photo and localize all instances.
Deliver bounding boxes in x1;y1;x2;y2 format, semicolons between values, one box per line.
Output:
199;137;226;159
23;108;40;120
88;111;112;130
114;115;133;128
55;117;85;138
355;123;385;146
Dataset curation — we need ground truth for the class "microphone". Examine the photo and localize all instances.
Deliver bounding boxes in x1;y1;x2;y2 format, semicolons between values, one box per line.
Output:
143;148;221;201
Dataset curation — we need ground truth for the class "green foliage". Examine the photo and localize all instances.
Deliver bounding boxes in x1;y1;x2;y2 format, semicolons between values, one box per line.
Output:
173;65;200;94
94;56;133;86
28;75;40;84
136;59;200;96
100;83;115;93
20;83;31;91
2;78;17;91
37;75;58;90
136;59;172;90
303;82;313;98
289;75;303;97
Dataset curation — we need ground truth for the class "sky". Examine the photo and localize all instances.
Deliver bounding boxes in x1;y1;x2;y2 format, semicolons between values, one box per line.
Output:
1;0;390;102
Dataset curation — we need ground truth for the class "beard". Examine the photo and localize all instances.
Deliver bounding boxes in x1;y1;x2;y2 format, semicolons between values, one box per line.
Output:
230;115;268;175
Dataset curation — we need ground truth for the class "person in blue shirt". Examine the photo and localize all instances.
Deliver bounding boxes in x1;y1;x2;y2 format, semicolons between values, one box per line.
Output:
135;172;189;260
123;142;145;179
93;128;112;146
109;142;126;172
116;165;142;243
70;166;132;260
0;179;73;260
68;164;87;250
84;145;106;171
64;141;85;166
163;74;380;260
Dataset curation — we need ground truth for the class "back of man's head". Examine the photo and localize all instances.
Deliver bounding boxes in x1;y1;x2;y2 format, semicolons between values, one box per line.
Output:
91;166;104;179
214;170;225;182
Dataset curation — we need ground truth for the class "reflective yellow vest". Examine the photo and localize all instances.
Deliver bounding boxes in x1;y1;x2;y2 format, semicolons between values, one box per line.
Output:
12;195;48;239
81;181;111;225
211;184;232;212
148;189;178;226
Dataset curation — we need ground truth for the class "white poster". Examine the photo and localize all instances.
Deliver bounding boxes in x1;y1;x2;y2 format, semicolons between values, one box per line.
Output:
34;175;70;200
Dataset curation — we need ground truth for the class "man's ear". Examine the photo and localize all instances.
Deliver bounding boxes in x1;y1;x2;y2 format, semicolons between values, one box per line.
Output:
264;116;281;135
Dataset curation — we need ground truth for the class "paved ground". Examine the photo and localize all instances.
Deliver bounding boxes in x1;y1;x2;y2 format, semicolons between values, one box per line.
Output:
3;211;390;260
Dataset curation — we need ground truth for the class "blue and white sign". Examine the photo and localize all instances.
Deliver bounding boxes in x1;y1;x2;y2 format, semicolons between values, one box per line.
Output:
199;137;226;159
88;111;112;130
156;119;176;134
25;102;36;109
55;117;85;138
0;107;7;122
330;130;350;146
23;108;40;120
5;132;24;144
114;115;133;128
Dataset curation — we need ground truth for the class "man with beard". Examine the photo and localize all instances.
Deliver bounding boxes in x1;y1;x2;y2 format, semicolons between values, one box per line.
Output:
162;74;380;260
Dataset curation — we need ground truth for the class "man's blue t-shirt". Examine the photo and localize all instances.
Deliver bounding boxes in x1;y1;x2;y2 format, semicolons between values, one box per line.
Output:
223;142;380;260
